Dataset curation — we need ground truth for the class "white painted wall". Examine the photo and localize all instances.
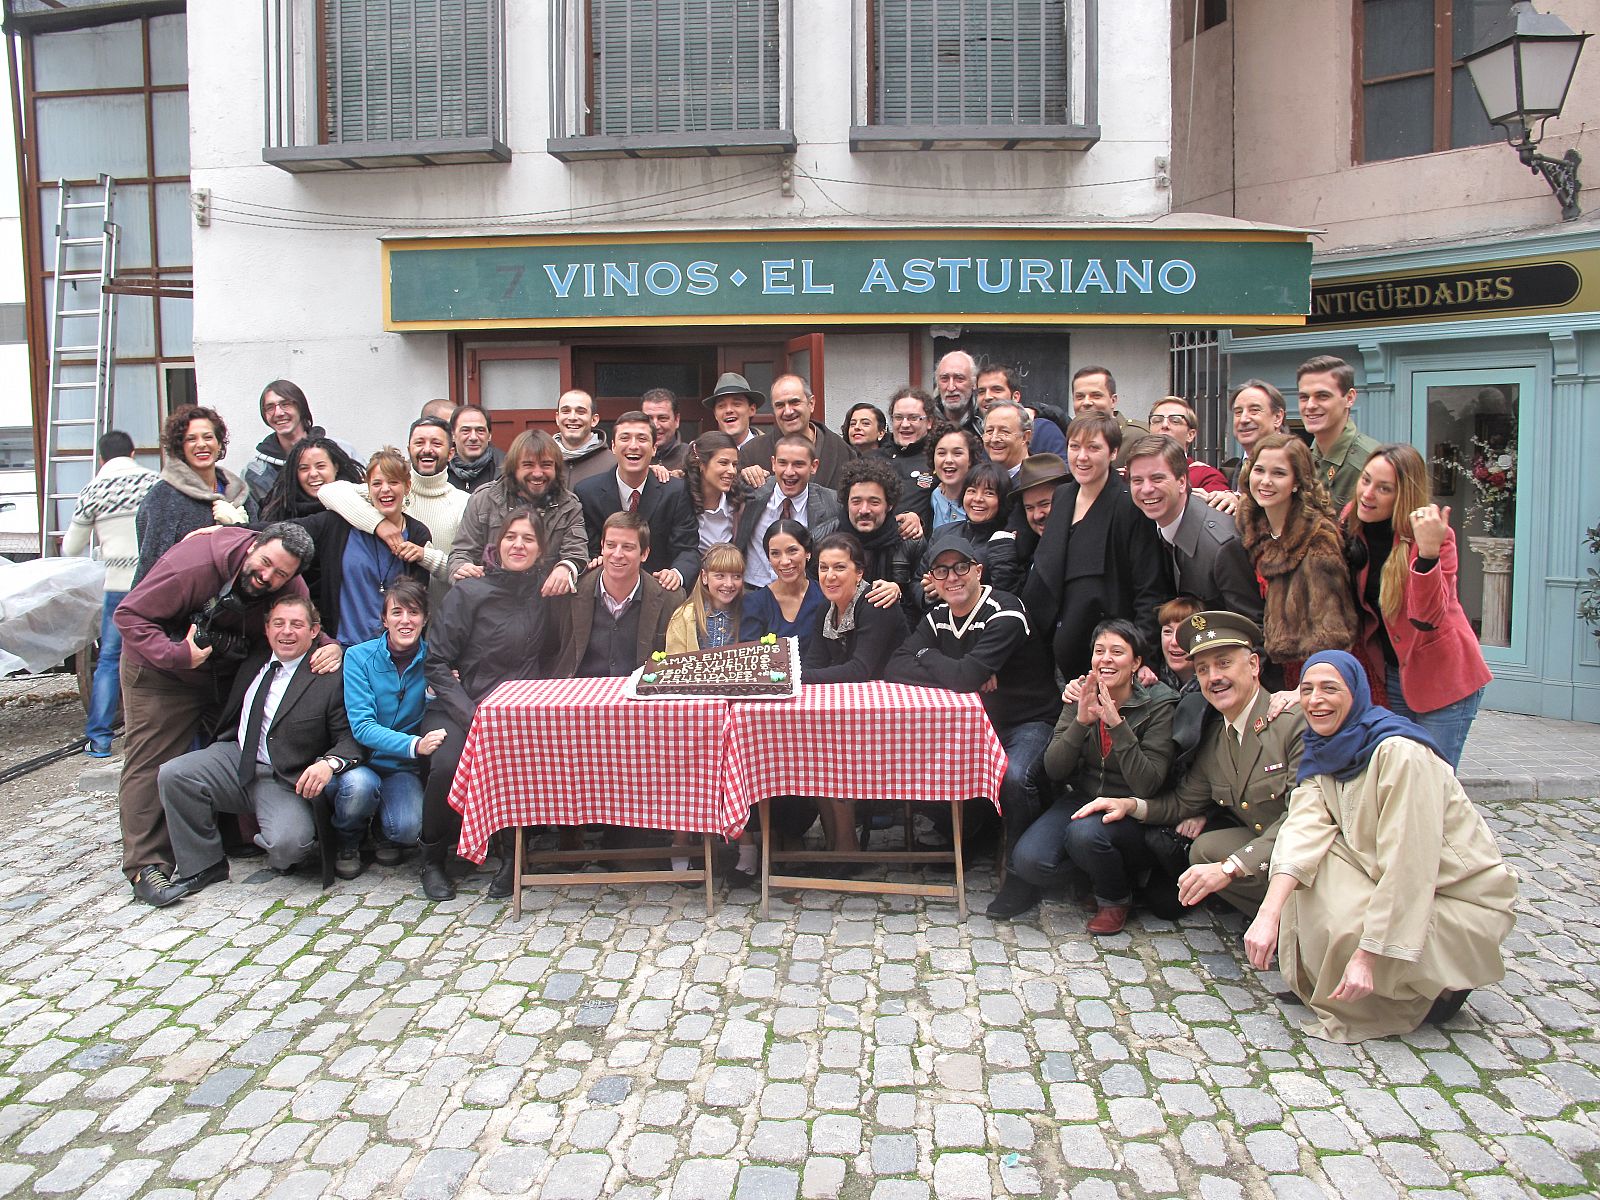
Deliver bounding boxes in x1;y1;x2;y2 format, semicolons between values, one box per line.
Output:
188;0;1177;462
0;71;37;550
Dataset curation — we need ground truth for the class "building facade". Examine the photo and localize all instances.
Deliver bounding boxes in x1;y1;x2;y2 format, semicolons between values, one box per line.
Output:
1173;0;1600;721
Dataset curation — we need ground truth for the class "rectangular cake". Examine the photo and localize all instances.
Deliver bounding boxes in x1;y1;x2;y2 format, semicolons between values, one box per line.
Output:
625;637;801;701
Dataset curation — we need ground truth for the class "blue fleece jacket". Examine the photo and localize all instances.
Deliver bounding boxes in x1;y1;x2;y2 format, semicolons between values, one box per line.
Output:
343;635;430;772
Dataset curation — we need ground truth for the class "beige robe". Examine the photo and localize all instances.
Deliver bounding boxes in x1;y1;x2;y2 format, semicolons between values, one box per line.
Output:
1272;736;1518;1043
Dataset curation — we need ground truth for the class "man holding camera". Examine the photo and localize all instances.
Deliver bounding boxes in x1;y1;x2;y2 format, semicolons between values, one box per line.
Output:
114;522;339;906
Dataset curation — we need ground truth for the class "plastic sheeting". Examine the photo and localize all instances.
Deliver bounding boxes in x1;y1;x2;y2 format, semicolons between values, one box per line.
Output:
0;556;106;675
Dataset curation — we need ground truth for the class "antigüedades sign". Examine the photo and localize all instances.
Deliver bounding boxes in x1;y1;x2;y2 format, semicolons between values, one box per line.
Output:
1308;260;1582;327
382;228;1311;330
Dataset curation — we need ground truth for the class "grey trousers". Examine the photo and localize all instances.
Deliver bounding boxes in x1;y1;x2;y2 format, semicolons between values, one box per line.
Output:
158;741;318;877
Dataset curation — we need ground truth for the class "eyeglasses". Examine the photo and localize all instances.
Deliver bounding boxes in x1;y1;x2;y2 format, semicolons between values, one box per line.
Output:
1149;413;1190;428
262;400;296;414
928;561;976;580
892;413;927;425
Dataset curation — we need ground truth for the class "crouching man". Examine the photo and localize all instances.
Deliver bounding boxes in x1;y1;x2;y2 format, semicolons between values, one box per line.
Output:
151;595;363;905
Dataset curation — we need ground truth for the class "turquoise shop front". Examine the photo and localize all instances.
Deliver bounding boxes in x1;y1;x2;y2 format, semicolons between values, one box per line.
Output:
1226;225;1600;723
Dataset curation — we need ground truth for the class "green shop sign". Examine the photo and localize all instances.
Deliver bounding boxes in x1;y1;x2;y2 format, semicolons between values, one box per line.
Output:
383;228;1311;329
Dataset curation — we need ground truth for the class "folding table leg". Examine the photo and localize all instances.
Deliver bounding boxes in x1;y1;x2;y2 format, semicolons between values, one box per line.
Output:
759;798;772;919
512;826;525;922
951;798;967;921
701;834;715;917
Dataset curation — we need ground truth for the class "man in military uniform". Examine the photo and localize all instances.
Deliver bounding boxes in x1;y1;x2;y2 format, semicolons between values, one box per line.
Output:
1297;354;1379;510
1072;610;1304;917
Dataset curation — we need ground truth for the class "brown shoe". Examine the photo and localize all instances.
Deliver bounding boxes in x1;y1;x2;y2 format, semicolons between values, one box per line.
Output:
1086;904;1130;935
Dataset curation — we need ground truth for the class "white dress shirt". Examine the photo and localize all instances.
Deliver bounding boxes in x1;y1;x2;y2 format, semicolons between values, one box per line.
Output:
237;653;306;767
745;487;809;587
699;493;735;551
600;574;643;619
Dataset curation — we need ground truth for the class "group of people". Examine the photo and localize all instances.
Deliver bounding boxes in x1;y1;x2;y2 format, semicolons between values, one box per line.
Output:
63;349;1515;1044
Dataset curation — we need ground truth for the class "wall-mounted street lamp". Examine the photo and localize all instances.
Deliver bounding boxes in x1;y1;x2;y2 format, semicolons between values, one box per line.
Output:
1463;2;1591;220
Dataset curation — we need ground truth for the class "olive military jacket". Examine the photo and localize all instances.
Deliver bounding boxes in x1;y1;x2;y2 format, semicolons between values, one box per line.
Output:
1141;688;1306;881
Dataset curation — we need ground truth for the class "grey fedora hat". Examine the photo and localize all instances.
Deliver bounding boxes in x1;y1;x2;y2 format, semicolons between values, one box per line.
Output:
702;372;767;411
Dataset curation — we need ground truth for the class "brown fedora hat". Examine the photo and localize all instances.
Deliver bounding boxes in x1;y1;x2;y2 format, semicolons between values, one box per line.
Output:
1014;453;1070;493
702;372;767;411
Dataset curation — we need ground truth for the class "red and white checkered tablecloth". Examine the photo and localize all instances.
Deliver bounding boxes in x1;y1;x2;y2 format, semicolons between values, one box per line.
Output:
447;676;744;862
722;682;1008;813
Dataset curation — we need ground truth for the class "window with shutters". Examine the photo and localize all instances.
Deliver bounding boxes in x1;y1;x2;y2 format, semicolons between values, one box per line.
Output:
851;0;1100;150
548;0;795;160
263;0;509;172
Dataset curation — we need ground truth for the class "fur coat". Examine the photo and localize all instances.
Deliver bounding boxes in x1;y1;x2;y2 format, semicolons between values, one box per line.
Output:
1240;506;1358;663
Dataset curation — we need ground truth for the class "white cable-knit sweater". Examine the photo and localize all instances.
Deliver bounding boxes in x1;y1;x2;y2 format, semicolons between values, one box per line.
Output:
61;457;159;592
317;469;468;606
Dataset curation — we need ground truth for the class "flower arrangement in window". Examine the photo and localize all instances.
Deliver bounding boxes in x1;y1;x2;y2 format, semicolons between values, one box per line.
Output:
1464;435;1517;536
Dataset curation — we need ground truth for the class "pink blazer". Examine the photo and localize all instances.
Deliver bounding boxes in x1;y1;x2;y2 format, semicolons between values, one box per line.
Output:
1349;521;1492;713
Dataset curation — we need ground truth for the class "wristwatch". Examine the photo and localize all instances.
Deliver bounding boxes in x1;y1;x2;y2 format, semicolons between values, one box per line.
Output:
320;755;348;774
1219;858;1240;879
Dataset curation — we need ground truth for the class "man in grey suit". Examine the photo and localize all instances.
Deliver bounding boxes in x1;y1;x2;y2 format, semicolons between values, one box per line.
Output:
152;594;363;906
1125;434;1264;624
737;433;841;585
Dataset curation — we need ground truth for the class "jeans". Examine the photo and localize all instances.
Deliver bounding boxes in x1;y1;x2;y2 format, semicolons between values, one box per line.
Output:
85;591;126;751
1385;663;1484;771
333;766;424;849
1011;799;1155;904
996;720;1054;847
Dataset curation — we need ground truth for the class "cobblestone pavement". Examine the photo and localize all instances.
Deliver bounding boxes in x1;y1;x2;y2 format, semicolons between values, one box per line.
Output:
0;786;1595;1200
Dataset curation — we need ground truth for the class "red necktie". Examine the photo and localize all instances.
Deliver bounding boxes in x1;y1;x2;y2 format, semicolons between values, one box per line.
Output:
627;490;640;513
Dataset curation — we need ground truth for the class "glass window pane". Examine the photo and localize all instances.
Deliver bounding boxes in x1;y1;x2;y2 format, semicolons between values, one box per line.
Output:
148;15;189;87
1362;0;1434;79
1451;0;1505;62
111;184;153;271
1363;76;1435;161
160;295;193;358
479;358;561;411
36;95;149;179
1450;65;1497;148
1425;382;1519;646
593;362;701;400
152;92;190;177
30;21;144;91
110;363;161;453
154;183;193;268
114;294;156;358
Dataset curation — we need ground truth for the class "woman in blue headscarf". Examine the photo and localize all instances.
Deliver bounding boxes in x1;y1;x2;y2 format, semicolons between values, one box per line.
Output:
1243;651;1517;1043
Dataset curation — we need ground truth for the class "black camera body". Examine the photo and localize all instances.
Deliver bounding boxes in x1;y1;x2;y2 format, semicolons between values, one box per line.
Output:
189;589;251;662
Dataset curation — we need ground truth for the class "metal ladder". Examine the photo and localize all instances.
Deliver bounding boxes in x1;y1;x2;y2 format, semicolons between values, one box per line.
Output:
41;175;119;556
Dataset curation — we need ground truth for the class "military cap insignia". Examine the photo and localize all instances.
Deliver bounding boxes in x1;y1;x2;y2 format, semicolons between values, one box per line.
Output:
1190;614;1208;631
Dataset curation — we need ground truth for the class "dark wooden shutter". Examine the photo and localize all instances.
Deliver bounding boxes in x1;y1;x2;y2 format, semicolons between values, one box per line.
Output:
591;0;782;136
874;0;1067;126
323;0;495;144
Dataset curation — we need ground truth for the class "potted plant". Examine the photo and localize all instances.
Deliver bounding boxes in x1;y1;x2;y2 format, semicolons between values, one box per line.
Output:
1581;522;1600;645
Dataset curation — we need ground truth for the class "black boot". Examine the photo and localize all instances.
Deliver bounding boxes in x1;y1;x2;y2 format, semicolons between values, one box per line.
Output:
487;829;523;899
1425;989;1472;1025
986;874;1042;919
420;840;455;901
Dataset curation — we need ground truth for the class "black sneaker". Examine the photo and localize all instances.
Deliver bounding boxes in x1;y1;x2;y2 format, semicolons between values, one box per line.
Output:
334;846;365;881
985;875;1041;920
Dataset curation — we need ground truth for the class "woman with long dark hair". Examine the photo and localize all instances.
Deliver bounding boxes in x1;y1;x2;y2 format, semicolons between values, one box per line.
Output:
1245;651;1516;1042
686;430;751;553
1343;444;1491;769
1237;432;1358;685
259;436;364;523
740;519;826;657
419;510;558;901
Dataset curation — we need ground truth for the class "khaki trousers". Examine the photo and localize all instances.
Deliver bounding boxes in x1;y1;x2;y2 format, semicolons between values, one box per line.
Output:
118;662;217;881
